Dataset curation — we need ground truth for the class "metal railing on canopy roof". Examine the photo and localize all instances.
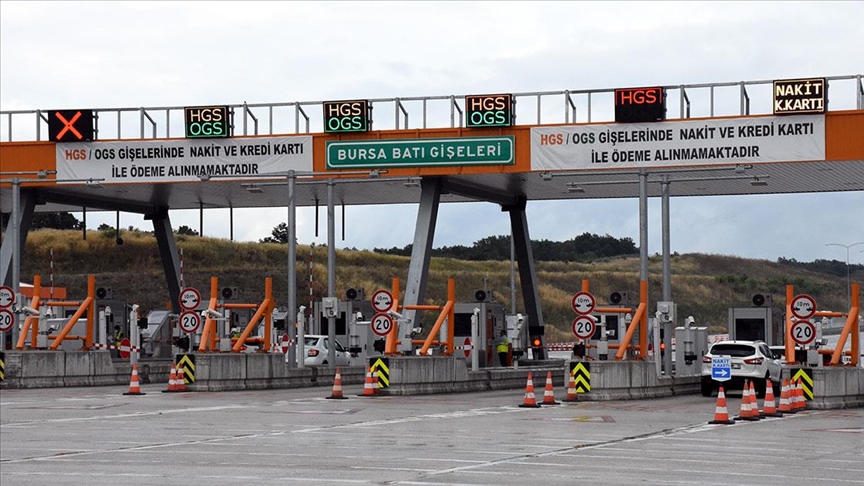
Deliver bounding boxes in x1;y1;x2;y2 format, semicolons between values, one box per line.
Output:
1;75;862;143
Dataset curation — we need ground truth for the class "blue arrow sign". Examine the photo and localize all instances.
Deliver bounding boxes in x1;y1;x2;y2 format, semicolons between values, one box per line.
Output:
712;356;731;382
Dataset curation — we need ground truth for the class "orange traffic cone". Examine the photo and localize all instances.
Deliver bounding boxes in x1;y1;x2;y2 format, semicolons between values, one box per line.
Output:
563;373;579;402
541;371;560;405
359;367;376;397
794;379;806;411
778;379;792;413
162;362;178;393
763;379;781;417
519;372;541;408
749;380;763;418
372;370;381;395
175;366;187;392
327;367;348;400
709;385;735;424
123;364;146;396
736;380;758;421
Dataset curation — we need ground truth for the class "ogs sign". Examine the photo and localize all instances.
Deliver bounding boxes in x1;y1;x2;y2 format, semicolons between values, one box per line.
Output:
185;106;231;138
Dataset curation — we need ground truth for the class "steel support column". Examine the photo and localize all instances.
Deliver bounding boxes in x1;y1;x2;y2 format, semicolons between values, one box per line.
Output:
504;199;544;345
150;210;182;315
326;180;336;364
402;178;441;353
286;172;297;368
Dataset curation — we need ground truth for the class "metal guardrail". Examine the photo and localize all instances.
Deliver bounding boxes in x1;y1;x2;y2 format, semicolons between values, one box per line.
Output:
2;75;862;142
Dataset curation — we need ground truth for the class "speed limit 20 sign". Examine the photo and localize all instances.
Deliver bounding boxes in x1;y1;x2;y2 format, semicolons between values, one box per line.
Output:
178;311;202;334
371;312;394;337
572;316;596;340
790;320;816;346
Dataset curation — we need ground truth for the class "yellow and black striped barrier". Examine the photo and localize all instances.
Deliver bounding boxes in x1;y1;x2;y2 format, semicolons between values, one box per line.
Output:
569;361;590;393
0;352;5;382
791;367;813;401
177;354;196;383
370;357;389;388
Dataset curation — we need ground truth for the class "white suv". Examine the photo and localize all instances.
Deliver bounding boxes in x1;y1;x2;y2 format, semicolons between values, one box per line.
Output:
700;340;782;397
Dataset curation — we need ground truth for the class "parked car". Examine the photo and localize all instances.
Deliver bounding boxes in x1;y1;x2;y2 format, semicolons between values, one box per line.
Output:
769;345;789;365
289;335;350;367
700;340;782;397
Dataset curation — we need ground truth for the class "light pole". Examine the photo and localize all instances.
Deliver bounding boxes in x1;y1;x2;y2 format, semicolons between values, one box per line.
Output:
825;241;864;309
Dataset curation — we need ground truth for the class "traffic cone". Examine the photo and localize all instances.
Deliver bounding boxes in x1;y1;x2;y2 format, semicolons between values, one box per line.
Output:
778;379;792;413
709;385;735;424
372;369;381;395
162;362;178;393
175;366;187;392
123;364;146;396
762;379;781;417
736;380;758;421
359;367;376;397
750;380;763;418
541;371;560;405
519;372;541;408
794;379;806;411
327;367;348;400
563;373;579;402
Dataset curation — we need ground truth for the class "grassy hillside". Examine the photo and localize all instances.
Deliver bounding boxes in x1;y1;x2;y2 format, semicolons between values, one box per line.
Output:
16;228;861;343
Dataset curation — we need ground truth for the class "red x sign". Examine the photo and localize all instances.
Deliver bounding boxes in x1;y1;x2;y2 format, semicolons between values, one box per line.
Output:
49;109;94;142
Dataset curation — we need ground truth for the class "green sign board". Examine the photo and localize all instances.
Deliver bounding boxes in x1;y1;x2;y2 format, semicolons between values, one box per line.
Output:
326;136;514;169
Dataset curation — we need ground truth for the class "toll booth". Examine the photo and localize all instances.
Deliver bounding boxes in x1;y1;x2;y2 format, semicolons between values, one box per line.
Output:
674;324;708;375
312;298;375;350
727;307;775;345
141;310;172;359
453;301;506;367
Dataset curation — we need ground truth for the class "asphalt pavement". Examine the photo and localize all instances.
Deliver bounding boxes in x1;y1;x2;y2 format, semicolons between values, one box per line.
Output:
1;382;861;486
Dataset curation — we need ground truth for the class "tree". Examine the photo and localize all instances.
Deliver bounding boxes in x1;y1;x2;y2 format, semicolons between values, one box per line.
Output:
30;212;84;230
176;225;199;236
260;222;290;244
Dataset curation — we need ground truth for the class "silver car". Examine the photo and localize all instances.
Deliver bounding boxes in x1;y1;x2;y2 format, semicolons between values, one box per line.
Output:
290;335;350;367
700;340;782;397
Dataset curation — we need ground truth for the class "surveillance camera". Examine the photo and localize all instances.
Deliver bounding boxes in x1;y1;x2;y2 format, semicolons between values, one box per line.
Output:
298;305;306;313
21;306;39;316
131;304;140;313
104;306;112;316
473;308;480;316
201;308;223;319
388;309;404;320
686;316;695;325
516;313;524;323
356;312;363;320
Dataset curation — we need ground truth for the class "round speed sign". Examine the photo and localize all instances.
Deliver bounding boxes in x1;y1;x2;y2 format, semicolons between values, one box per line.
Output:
572;316;596;340
371;312;394;337
179;287;202;311
0;308;15;332
0;285;15;309
178;311;202;334
790;320;816;346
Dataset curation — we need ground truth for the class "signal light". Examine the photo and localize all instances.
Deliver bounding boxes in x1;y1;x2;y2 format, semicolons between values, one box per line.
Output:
532;337;542;347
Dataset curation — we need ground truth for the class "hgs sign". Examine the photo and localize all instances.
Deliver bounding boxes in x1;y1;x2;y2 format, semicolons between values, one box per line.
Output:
465;94;514;128
185;106;231;138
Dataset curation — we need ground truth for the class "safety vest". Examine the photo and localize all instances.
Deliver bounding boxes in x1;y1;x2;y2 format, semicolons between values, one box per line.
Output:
496;336;509;353
114;330;124;346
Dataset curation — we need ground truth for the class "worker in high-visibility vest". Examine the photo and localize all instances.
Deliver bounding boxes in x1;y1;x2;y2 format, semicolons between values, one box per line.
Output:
494;330;510;367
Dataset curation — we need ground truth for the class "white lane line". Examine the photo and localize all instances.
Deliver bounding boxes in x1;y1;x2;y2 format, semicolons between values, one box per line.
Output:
0;404;246;427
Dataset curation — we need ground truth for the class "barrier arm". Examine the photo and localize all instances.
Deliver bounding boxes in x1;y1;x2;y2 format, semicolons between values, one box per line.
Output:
385;277;401;355
830;282;860;366
198;276;219;352
615;280;648;360
232;277;273;353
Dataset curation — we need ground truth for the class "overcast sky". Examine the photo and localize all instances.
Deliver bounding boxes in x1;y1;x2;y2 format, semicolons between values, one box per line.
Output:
2;1;863;264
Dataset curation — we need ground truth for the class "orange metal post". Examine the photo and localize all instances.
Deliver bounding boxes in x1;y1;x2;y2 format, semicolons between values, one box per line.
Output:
385;277;400;355
17;275;41;350
615;281;648;360
581;279;589;292
198;277;219;352
84;276;95;349
447;277;455;355
419;301;454;356
638;280;647;358
831;282;860;366
785;285;796;365
232;277;273;353
49;299;93;350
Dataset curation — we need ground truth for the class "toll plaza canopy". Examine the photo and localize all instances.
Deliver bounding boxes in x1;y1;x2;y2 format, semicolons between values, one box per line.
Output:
1;75;863;214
